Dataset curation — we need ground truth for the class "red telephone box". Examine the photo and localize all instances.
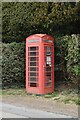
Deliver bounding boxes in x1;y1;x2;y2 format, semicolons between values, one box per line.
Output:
26;34;54;94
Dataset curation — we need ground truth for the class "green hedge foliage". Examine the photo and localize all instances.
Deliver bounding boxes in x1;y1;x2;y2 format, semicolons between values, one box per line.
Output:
2;34;80;88
2;2;80;43
55;34;80;86
2;42;26;88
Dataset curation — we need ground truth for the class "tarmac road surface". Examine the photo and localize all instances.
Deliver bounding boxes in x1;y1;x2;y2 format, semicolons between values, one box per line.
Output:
0;102;76;118
0;111;26;118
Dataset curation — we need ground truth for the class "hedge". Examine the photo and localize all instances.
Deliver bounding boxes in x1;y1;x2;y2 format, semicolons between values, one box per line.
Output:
2;42;26;88
55;34;80;87
2;34;80;88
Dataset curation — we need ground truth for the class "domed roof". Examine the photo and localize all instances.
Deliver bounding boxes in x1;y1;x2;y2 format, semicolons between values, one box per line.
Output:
26;34;54;40
35;34;47;37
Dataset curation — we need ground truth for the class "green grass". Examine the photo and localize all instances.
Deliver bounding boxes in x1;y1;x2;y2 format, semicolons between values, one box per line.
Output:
44;92;59;98
54;90;79;105
44;89;79;105
0;88;27;96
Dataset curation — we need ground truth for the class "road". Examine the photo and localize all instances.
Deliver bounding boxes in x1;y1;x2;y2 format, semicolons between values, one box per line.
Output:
0;102;76;118
0;111;26;118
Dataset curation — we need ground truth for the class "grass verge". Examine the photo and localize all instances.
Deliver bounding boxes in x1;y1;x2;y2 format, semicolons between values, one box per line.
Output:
0;88;27;96
0;88;79;105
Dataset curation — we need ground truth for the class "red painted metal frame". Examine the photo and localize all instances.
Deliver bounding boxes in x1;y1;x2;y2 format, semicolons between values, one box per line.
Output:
26;34;54;94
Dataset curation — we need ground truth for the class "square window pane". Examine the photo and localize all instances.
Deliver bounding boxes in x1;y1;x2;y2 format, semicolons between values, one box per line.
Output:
30;52;36;56
46;67;51;71
30;57;36;61
30;72;36;76
30;62;36;66
30;47;36;51
30;67;36;71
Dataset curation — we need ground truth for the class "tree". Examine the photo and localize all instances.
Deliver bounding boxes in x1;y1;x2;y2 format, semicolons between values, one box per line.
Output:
2;2;80;43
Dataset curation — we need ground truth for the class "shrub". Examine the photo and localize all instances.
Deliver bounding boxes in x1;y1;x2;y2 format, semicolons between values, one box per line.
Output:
57;34;80;86
2;42;26;88
66;34;80;86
